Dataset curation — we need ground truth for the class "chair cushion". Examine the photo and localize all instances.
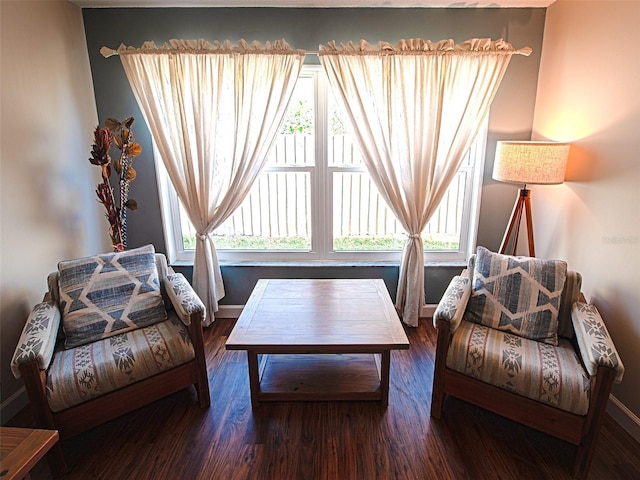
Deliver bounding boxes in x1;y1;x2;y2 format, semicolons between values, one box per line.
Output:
58;245;167;348
447;320;590;415
46;312;194;412
466;246;567;345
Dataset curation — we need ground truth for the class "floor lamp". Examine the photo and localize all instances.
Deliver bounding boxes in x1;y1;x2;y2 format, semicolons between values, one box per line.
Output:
492;141;570;257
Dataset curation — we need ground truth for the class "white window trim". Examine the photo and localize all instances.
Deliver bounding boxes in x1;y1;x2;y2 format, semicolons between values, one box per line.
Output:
155;65;486;265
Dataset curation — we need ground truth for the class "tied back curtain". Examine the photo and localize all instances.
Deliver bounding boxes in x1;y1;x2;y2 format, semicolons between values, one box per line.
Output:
107;39;304;325
319;38;531;327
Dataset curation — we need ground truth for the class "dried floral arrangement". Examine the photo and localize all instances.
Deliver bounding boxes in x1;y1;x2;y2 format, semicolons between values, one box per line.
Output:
89;117;142;251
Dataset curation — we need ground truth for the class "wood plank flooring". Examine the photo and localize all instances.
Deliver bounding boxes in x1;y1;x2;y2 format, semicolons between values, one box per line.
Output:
7;318;640;480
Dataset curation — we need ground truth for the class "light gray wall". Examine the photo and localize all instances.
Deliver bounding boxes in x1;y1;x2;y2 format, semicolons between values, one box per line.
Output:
82;7;545;305
532;0;640;431
0;0;102;422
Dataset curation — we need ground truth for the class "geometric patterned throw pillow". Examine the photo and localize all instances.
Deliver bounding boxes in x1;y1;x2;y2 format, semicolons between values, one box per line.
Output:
58;244;167;349
465;246;567;346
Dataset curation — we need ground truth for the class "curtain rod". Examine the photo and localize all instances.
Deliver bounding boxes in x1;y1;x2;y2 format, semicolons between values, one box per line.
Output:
102;48;531;57
101;46;320;58
100;42;532;58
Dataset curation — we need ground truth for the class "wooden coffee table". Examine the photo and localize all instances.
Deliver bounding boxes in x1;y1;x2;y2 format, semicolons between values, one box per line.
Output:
226;279;410;406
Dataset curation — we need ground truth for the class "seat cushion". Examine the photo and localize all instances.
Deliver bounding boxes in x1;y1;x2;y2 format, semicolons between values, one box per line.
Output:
46;312;194;412
58;245;167;348
447;320;590;415
466;246;567;345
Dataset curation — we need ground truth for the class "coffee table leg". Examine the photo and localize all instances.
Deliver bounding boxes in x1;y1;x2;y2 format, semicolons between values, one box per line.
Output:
247;350;260;407
380;350;391;407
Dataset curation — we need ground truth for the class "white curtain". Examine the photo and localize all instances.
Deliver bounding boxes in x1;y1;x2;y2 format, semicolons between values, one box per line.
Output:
320;38;531;327
107;39;304;325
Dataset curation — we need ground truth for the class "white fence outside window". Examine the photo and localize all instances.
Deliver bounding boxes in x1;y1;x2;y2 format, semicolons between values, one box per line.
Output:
182;132;469;250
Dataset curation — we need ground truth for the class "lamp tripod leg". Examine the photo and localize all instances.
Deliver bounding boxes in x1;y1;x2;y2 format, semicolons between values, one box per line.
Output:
523;192;535;257
499;193;525;256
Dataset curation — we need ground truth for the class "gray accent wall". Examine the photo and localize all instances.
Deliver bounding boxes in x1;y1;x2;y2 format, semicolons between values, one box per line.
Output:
82;7;545;306
171;263;464;306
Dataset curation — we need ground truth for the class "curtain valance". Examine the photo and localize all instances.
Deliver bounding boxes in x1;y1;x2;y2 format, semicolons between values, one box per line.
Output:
100;39;306;58
319;38;532;56
101;37;531;59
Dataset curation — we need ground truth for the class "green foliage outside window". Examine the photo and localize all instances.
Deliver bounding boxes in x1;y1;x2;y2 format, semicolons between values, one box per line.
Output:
279;98;348;136
280;100;313;135
183;233;458;252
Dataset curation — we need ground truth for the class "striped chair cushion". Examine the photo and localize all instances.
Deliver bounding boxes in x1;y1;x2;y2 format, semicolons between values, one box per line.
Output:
447;320;590;415
58;245;167;348
46;312;194;412
466;247;567;345
464;255;581;340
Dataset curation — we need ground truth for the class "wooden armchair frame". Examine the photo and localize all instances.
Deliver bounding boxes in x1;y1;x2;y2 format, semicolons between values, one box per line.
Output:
13;255;210;477
430;276;622;480
18;312;209;476
431;315;616;479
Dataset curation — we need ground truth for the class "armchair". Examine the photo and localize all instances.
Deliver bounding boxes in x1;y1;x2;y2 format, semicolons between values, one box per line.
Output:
11;245;210;475
430;247;624;479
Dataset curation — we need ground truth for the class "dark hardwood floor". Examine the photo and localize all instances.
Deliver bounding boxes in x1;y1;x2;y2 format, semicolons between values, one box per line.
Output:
8;317;640;480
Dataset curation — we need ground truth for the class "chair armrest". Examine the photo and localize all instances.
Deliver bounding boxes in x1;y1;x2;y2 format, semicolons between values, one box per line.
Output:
11;302;60;378
572;302;624;383
164;273;206;326
433;275;471;332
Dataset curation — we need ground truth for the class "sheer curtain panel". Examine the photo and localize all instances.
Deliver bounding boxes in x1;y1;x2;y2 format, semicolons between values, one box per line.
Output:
103;39;304;325
319;38;531;326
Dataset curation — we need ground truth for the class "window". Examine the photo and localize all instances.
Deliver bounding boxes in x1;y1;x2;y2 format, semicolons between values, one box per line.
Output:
156;65;486;264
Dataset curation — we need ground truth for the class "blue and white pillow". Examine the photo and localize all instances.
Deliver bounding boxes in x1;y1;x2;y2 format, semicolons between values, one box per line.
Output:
58;244;167;348
466;246;567;345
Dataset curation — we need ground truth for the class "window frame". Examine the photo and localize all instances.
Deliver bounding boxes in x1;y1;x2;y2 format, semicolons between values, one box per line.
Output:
155;65;486;265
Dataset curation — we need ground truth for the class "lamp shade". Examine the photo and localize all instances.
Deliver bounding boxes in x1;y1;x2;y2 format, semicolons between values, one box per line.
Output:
492;141;570;185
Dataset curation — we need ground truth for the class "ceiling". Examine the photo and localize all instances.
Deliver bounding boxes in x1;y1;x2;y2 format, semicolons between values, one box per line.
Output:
71;1;555;8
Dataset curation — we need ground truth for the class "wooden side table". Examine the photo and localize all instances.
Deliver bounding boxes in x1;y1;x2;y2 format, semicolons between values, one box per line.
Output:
0;427;60;480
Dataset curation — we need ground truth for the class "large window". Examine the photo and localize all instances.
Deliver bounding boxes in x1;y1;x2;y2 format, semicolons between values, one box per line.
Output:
156;65;486;263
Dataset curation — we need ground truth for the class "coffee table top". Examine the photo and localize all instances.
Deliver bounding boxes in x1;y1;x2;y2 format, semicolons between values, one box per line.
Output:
0;427;59;480
226;279;410;353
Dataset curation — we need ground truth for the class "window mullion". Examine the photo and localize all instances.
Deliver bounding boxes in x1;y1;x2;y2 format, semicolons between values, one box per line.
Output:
313;67;330;260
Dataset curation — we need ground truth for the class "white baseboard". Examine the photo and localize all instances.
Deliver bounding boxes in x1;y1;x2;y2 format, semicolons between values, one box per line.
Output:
215;305;244;319
607;394;640;444
422;304;437;319
0;386;28;425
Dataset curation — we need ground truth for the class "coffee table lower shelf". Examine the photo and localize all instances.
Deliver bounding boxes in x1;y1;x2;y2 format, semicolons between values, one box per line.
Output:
247;352;391;407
